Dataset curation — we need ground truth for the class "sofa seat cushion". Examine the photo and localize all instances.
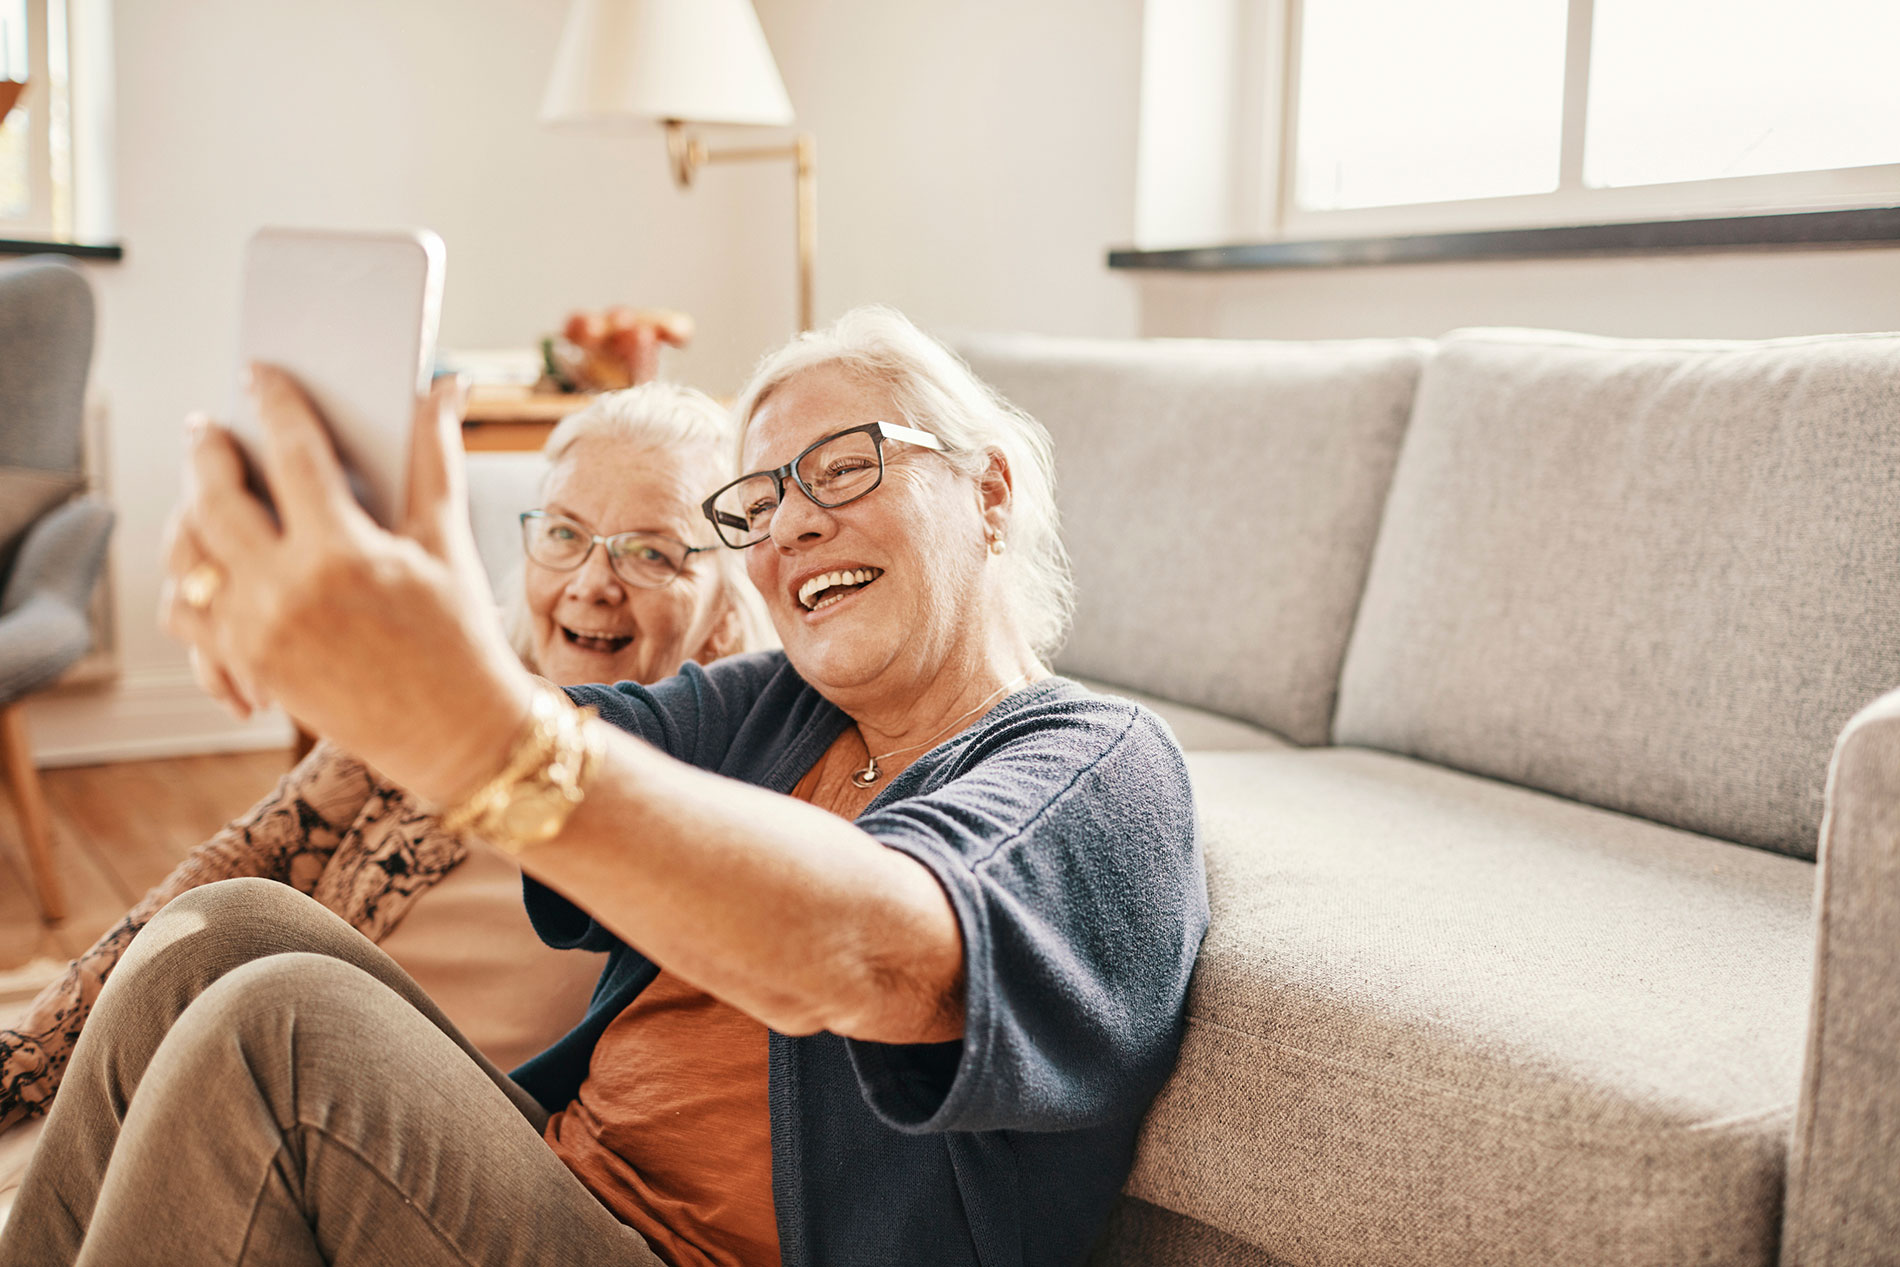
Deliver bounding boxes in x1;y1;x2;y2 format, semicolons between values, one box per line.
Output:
1130;748;1814;1267
1068;676;1291;751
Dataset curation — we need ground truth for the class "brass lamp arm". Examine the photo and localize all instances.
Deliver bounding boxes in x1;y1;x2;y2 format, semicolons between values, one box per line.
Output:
663;120;817;332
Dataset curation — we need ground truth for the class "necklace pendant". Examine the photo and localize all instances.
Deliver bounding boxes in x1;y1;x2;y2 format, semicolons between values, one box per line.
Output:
850;758;881;789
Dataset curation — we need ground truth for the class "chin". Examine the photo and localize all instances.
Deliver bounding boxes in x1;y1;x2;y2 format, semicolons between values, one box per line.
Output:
784;626;898;691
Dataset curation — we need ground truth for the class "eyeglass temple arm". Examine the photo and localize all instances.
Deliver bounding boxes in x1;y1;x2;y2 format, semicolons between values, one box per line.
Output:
875;420;944;450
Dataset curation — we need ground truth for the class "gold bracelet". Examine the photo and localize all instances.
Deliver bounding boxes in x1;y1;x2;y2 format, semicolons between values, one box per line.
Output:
439;684;604;855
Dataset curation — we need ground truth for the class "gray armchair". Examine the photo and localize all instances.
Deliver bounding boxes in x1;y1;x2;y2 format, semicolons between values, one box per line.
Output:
0;255;111;924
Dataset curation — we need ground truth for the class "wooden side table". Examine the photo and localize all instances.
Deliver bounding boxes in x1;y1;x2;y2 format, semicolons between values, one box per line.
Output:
460;387;596;453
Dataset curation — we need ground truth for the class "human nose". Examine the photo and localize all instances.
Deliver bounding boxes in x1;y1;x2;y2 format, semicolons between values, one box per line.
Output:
767;479;835;549
564;538;628;597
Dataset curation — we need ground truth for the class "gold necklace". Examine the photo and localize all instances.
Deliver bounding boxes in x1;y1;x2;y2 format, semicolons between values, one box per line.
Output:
851;676;1028;789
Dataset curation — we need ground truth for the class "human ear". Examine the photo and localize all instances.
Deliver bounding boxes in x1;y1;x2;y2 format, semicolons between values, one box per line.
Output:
976;448;1013;545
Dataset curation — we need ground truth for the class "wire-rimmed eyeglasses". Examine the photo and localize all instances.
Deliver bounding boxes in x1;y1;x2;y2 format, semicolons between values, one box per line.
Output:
519;511;715;589
700;420;946;549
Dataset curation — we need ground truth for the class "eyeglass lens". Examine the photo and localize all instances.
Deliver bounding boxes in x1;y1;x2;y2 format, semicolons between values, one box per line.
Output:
522;514;688;588
709;429;883;546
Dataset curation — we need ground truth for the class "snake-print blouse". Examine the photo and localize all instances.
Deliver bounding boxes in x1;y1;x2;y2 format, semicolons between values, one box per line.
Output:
0;742;467;1132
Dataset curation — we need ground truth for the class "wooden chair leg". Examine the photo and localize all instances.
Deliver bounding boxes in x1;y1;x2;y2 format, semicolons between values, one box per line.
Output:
0;702;65;924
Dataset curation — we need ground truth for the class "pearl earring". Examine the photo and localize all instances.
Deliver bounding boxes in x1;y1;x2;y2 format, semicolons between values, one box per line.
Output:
988;533;1007;555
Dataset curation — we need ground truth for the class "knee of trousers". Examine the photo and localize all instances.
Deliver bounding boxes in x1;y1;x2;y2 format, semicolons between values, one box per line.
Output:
112;879;343;987
93;879;358;1039
155;953;459;1135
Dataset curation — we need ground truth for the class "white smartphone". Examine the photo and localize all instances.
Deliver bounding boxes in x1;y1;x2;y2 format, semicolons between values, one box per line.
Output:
230;226;446;528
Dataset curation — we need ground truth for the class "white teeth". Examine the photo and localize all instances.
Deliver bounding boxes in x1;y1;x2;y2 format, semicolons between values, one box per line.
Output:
564;626;630;641
797;568;880;610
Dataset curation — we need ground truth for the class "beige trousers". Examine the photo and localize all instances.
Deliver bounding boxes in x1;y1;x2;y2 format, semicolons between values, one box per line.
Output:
0;878;666;1267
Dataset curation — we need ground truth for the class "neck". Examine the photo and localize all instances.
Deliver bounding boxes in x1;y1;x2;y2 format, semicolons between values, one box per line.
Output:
846;632;1045;763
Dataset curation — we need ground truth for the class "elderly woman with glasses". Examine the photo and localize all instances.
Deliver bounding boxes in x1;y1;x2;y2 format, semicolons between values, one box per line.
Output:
1;307;1206;1267
0;383;769;1136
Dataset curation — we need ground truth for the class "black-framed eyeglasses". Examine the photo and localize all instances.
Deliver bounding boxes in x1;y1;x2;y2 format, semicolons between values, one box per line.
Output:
519;511;715;589
700;420;947;549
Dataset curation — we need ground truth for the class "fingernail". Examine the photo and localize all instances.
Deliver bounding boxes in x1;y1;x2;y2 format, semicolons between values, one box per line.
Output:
186;412;209;442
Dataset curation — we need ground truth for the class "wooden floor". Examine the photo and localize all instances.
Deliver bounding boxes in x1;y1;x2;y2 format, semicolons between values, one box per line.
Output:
0;749;294;972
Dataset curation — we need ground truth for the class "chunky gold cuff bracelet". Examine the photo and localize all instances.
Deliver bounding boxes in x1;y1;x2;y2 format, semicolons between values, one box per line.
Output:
439;684;604;855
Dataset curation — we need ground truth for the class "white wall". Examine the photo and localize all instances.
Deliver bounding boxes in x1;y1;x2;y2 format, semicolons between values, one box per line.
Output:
1135;247;1900;342
752;0;1143;339
27;0;1147;763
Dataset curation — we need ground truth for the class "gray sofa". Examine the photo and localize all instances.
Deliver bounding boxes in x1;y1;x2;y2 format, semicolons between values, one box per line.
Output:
958;328;1900;1267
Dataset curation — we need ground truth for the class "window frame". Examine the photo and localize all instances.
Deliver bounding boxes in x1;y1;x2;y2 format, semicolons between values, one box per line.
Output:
1261;0;1900;242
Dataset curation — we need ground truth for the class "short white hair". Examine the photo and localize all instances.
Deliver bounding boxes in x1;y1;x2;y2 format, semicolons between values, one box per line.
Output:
505;381;775;667
730;305;1074;659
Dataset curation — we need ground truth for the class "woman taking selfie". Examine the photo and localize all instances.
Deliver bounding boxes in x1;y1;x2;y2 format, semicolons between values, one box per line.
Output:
0;382;769;1128
0;307;1205;1267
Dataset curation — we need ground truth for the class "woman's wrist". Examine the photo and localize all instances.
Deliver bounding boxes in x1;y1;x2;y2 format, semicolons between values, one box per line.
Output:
396;659;540;809
437;682;604;853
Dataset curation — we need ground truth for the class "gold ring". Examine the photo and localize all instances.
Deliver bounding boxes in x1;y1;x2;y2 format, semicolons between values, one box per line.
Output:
179;562;224;610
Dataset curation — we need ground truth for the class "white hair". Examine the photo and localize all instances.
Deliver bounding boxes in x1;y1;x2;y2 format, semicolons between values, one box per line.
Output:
505;381;775;667
729;305;1074;659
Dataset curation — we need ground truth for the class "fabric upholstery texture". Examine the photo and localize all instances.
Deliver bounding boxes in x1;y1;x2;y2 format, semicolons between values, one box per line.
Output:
958;332;1426;746
1129;747;1814;1267
1335;328;1900;858
1782;685;1900;1265
0;499;112;702
1088;1196;1287;1267
0;258;94;472
1066;675;1290;751
0;468;81;578
0;257;102;708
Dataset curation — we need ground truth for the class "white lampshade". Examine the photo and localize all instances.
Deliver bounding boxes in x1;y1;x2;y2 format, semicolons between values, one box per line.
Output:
540;0;794;128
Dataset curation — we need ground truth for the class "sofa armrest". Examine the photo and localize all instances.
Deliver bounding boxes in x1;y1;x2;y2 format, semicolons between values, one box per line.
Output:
1783;687;1900;1266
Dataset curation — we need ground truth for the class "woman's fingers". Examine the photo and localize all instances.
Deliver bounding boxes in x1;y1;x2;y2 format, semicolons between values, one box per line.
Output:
186;418;278;567
402;375;469;554
158;505;263;717
402;375;499;608
188;646;255;720
247;363;364;537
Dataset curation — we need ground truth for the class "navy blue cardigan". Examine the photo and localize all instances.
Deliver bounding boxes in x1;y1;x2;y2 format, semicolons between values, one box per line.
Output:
512;652;1206;1267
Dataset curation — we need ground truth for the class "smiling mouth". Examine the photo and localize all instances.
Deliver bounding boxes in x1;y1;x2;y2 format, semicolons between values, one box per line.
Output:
562;624;633;654
797;567;883;612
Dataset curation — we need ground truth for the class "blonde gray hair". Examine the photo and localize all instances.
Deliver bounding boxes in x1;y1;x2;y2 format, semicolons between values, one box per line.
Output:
506;382;775;666
730;305;1073;659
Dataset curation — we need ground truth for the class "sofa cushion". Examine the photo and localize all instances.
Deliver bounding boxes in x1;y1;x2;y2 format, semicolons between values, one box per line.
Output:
1129;748;1813;1267
0;464;82;579
1067;675;1291;751
959;333;1426;746
1335;327;1900;858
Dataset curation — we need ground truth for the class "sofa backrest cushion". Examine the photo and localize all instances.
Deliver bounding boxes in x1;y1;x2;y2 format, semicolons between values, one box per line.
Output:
1334;327;1900;859
960;333;1427;746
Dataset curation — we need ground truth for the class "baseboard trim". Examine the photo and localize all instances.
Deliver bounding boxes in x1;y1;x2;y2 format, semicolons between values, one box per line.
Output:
21;667;293;767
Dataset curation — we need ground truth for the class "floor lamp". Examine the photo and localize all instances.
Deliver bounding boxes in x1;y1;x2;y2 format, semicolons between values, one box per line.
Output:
542;0;816;333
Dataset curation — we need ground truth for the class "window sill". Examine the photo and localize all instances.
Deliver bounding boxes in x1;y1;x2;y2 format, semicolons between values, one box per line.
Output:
1108;205;1900;272
0;238;124;262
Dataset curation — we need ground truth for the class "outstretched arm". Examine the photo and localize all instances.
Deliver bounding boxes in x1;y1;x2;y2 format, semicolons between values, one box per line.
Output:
0;741;378;1132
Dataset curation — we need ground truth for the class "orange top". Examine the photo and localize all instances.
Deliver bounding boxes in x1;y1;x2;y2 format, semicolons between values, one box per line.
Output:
544;728;873;1267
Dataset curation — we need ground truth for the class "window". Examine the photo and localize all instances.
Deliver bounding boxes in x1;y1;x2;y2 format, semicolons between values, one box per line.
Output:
0;0;71;239
1134;0;1900;247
